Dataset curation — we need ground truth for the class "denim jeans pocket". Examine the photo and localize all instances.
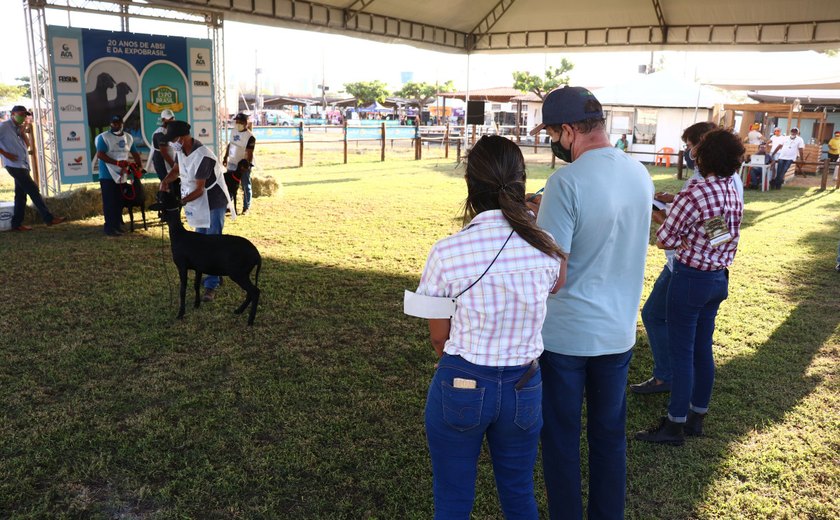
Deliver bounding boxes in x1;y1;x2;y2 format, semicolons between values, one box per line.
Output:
441;381;485;432
686;275;728;307
514;382;542;431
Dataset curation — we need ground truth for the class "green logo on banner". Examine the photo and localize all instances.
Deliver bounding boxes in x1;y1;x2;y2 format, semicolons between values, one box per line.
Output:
146;85;184;113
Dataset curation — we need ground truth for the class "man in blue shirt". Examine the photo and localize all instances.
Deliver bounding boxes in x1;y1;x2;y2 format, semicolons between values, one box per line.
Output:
95;115;141;236
529;87;653;520
0;106;65;231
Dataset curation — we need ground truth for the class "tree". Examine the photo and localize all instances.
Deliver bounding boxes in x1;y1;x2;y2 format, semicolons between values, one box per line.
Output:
512;58;574;100
394;80;455;108
343;81;390;107
0;83;26;104
14;76;33;99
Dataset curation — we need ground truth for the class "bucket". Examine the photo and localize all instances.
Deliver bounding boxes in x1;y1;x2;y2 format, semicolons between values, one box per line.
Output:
0;201;13;231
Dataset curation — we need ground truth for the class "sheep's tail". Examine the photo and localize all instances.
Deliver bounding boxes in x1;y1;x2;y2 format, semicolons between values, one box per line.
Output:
253;255;262;288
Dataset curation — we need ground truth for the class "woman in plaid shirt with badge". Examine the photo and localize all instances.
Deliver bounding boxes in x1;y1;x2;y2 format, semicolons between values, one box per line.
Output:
636;129;745;446
411;135;566;518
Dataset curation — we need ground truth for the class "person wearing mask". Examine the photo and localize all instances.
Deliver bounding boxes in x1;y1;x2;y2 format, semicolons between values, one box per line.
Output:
631;122;743;395
160;121;233;302
635;129;744;445
528;87;653;519
0;106;65;231
223;113;256;214
770;127;804;189
147;109;178;194
411;135;565;519
95;115;141;236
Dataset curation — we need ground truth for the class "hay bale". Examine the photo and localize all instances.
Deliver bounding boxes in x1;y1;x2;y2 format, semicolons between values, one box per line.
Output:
251;175;280;198
22;180;163;225
20;175;278;225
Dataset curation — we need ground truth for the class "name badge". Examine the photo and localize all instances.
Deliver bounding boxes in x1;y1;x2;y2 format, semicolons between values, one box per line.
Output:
703;215;732;247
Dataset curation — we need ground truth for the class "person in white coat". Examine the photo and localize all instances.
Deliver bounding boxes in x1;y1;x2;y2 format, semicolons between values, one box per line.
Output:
159;120;234;301
223;112;256;214
95;115;142;236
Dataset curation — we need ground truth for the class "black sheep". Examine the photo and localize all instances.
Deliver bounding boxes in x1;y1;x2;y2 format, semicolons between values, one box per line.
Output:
120;164;147;231
109;82;133;118
149;191;262;325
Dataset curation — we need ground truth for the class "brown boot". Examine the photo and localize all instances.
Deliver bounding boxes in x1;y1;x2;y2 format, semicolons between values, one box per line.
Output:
202;288;216;302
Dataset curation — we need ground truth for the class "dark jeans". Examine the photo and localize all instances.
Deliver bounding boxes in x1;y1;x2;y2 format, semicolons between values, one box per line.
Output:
666;260;729;420
641;265;672;382
99;178;122;233
773;159;793;187
425;354;542;519
541;349;632;520
6;166;53;227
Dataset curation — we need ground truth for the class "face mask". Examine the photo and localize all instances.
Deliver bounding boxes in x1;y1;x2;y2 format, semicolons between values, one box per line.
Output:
236;123;246;132
111;126;123;135
12;115;25;124
790;135;797;140
684;152;695;170
169;139;183;152
550;128;573;162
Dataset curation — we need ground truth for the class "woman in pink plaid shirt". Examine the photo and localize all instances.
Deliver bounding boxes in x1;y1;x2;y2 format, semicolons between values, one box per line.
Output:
416;135;566;519
636;129;745;446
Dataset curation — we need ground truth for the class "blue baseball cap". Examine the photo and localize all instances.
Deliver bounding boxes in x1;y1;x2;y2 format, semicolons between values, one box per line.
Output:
530;86;604;135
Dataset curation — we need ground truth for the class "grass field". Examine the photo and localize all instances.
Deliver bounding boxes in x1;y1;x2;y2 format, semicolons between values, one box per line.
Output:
0;154;838;519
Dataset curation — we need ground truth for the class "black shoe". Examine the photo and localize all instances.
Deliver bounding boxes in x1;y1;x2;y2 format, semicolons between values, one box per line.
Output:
630;377;671;394
635;417;685;446
685;410;706;437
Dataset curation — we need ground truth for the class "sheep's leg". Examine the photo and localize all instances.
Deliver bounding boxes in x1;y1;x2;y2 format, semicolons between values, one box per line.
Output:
177;267;188;319
247;287;260;326
140;204;147;230
194;271;202;308
128;207;135;232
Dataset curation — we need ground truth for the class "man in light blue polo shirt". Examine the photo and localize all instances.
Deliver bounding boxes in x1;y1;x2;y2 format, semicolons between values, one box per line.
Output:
0;106;65;231
530;87;653;520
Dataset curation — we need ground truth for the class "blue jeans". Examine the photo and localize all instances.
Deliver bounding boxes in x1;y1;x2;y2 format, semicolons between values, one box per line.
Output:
641;265;672;382
6;166;53;227
425;353;542;520
666;260;729;421
196;206;226;289
773;159;792;187
240;167;252;210
541;349;632;520
99;178;122;233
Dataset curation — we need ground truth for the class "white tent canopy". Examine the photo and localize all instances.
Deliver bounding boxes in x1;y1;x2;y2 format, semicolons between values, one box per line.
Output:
593;73;729;109
148;0;840;53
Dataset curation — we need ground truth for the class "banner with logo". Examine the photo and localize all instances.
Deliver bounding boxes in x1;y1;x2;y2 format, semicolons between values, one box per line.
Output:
47;26;215;184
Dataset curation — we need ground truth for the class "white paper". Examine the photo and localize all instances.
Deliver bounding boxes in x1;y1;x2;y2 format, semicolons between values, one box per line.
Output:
403;290;457;319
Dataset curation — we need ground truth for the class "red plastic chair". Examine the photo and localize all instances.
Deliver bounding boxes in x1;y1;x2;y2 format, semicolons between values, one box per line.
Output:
655;147;674;167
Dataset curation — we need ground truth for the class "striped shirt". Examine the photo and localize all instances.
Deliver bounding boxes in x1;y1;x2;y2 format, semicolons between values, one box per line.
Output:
656;175;743;271
416;210;562;367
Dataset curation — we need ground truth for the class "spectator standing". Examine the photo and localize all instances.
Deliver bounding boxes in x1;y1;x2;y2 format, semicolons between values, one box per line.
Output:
529;87;653;519
745;123;763;144
636;129;744;445
148;109;177;182
95;115;141;236
414;135;566;519
160;121;233;302
223;113;256;214
0;106;65;231
827;131;840;163
631;122;744;394
771;127;804;189
614;133;629;152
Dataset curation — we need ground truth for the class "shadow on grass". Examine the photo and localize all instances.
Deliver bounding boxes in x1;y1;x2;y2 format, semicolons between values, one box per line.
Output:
0;223;450;518
626;221;840;518
283;177;361;187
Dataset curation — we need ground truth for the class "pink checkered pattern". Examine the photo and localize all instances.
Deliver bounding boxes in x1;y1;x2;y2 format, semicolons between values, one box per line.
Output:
417;210;562;366
656;175;743;271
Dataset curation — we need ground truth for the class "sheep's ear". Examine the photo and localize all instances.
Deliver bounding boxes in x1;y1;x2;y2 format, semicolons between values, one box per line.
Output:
149;202;164;211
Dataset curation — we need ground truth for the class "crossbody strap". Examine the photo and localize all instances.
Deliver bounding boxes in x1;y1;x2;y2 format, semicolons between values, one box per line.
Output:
455;229;515;299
